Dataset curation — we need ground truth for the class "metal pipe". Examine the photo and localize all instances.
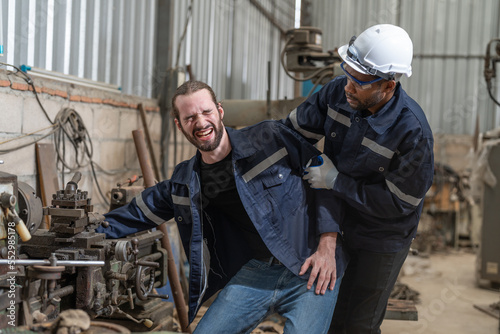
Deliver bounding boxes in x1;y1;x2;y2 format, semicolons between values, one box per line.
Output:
132;129;191;333
0;259;105;266
138;103;161;181
49;285;74;300
249;0;286;35
157;223;190;332
222;98;306;127
20;65;120;92
413;54;485;59
132;129;156;188
267;61;271;118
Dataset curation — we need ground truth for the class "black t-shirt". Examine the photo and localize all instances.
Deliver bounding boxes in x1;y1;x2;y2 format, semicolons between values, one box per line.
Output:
200;152;272;260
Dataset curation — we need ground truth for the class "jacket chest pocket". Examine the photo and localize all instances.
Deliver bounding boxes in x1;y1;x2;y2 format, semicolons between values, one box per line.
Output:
261;164;290;189
324;114;350;160
172;200;192;224
259;165;303;219
363;151;391;176
324;115;349;144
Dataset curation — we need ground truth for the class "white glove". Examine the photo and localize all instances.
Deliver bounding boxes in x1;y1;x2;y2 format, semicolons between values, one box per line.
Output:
303;154;338;189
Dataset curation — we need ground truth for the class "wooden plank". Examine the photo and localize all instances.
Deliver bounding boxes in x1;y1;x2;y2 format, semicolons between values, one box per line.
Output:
36;143;60;229
385;299;418;321
473;303;500;319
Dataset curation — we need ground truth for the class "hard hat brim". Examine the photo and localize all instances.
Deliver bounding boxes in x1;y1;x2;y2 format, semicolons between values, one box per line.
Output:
338;44;371;76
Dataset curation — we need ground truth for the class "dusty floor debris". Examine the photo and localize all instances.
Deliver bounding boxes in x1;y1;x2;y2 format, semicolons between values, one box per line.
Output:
171;250;499;334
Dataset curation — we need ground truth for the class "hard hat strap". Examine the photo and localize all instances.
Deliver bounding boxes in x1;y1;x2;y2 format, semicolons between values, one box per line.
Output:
346;35;395;81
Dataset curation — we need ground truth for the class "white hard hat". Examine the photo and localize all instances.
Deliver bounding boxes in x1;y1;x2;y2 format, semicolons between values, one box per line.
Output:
338;24;413;79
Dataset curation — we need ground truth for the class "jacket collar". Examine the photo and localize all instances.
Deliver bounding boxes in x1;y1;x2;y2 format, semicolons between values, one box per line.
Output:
170;154;200;185
225;126;259;159
336;82;405;135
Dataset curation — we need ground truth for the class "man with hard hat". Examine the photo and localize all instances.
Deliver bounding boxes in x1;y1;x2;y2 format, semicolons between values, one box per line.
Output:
283;24;434;333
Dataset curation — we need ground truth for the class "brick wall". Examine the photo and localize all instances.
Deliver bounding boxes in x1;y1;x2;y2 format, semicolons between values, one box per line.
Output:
0;68;195;215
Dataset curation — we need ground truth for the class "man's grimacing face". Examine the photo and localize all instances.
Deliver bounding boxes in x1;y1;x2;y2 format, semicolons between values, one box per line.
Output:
174;89;225;152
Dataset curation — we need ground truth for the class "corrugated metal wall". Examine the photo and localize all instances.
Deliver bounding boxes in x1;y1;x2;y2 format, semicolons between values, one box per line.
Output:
3;0;497;135
1;0;296;101
309;0;500;135
170;0;296;101
0;0;157;97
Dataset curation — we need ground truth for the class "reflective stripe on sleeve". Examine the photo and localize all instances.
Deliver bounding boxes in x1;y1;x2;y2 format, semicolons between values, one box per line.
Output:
385;180;422;207
327;107;351;127
172;194;190;206
361;137;394;159
242;147;288;183
135;193;165;225
289;109;324;141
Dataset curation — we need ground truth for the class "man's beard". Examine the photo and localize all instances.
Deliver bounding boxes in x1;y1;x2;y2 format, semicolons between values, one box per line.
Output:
346;90;384;111
180;118;224;152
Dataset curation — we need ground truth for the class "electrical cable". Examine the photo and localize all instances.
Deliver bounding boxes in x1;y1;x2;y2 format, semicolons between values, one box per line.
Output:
0;62;111;206
92;162;132;176
484;39;500;107
53;107;109;207
280;36;335;82
0;62;54;125
306;70;331;98
486;83;500;106
175;0;194;69
0;124;58;146
173;122;178;167
0;126;58;153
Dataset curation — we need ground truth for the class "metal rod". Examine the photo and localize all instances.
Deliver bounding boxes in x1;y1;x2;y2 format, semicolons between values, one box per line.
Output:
249;0;286;35
132;128;191;333
0;259;105;266
413;54;485;59
267;61;271;117
20;65;120;91
132;130;156;188
138;103;162;181
158;223;191;333
49;285;74;299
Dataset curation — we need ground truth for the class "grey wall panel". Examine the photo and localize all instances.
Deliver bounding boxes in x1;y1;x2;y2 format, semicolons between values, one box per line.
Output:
68;0;82;77
170;0;296;101
310;0;500;135
0;0;295;102
0;0;157;98
2;0;495;124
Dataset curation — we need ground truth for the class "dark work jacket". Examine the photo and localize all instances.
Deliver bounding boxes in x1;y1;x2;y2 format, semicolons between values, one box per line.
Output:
98;121;347;322
283;77;434;253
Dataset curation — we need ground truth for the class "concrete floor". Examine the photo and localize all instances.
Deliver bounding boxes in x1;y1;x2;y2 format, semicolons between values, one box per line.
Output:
192;249;500;333
381;250;500;334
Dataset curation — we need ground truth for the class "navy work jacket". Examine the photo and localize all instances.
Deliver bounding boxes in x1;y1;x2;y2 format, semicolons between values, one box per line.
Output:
284;77;434;253
98;120;346;322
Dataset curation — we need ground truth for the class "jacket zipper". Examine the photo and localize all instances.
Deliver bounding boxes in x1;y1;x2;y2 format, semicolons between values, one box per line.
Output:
190;173;208;318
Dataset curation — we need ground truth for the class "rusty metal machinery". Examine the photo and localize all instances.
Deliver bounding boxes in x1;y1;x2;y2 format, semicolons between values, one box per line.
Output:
0;172;173;331
17;182;44;236
109;175;143;212
281;26;343;86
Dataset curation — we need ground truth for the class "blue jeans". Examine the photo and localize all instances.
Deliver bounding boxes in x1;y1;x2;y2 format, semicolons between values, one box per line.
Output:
194;258;342;334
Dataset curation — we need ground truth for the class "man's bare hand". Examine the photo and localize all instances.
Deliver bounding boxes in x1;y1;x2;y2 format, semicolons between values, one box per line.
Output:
299;232;337;295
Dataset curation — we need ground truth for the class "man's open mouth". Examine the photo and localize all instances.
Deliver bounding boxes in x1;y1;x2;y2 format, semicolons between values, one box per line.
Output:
195;127;214;140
